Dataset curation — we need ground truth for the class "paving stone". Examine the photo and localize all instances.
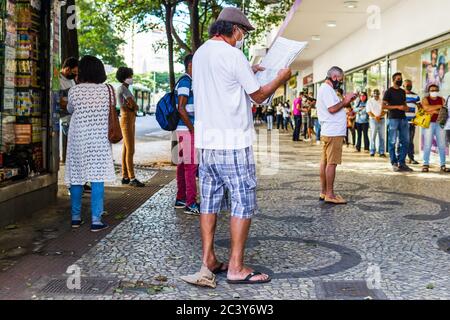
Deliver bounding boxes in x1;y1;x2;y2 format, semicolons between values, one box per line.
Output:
39;132;450;300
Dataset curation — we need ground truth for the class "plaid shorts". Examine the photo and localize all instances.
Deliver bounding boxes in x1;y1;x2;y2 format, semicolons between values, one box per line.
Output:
199;147;257;219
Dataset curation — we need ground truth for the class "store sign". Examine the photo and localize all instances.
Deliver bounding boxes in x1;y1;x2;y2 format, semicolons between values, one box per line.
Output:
303;74;313;86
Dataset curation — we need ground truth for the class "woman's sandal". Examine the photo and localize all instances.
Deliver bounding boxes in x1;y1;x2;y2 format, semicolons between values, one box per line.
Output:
440;166;450;173
422;165;430;172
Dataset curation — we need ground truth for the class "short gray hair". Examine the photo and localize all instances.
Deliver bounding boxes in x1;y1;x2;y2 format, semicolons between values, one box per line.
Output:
327;66;344;79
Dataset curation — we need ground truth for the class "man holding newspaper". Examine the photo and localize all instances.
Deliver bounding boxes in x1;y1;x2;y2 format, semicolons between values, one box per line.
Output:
181;7;294;287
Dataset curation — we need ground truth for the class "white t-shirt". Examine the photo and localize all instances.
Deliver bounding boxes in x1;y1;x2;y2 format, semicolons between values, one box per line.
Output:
317;83;346;137
60;74;76;91
445;96;450;130
193;40;260;150
366;98;383;117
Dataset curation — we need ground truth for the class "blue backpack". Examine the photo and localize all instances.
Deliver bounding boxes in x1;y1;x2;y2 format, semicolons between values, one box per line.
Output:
156;75;189;131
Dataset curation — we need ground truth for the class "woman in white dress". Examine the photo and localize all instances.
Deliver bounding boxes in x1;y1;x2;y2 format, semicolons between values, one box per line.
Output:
64;56;116;232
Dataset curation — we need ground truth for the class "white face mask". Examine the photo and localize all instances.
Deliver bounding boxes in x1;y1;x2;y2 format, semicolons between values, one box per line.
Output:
430;92;439;98
234;28;244;49
125;78;133;85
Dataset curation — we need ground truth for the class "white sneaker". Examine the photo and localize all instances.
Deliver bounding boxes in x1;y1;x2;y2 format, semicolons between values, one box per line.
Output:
316;141;321;145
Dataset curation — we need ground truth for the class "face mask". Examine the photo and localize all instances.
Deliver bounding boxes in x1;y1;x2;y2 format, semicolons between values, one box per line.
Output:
234;28;244;49
361;97;367;102
406;86;412;91
430;92;439;98
395;80;403;87
66;73;76;80
330;78;343;90
125;78;133;85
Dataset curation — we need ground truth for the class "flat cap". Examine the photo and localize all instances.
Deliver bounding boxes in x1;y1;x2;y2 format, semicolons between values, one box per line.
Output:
217;7;255;31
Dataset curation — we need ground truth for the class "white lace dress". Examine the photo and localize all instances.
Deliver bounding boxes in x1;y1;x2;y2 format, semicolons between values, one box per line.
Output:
64;83;116;186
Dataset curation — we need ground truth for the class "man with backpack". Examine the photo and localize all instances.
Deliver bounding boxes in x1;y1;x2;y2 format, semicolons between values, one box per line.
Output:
173;54;199;215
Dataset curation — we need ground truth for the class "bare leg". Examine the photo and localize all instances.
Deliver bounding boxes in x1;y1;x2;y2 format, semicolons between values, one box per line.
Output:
320;161;327;195
227;217;269;281
325;164;337;198
200;214;224;271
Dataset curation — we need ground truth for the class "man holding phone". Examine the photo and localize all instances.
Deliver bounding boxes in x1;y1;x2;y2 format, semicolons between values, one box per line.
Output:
383;73;413;172
317;66;356;205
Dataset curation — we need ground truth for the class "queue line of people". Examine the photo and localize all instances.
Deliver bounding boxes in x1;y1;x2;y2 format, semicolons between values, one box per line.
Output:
264;73;450;174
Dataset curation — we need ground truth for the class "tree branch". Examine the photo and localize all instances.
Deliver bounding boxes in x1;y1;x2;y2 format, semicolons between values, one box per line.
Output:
171;4;192;53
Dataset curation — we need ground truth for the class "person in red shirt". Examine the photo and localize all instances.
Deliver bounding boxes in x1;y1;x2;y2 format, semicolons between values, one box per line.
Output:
421;84;450;173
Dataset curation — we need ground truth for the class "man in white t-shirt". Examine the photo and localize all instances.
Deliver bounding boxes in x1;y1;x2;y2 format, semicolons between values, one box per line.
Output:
59;57;78;164
190;7;291;286
317;66;356;205
366;89;386;157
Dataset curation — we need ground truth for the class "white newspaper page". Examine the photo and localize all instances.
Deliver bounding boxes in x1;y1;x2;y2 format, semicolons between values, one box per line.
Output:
253;37;307;105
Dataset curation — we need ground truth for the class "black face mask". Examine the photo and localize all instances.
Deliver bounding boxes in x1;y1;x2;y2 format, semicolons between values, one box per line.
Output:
66;73;76;80
406;86;412;91
329;78;343;90
395;80;403;87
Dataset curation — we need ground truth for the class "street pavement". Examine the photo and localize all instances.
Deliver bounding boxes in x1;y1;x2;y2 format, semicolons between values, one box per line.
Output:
31;128;450;300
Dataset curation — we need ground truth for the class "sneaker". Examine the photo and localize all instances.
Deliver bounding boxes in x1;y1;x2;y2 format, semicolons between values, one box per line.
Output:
121;178;130;185
175;199;186;209
370;154;375;157
71;220;84;228
184;203;200;216
398;164;413;172
392;164;400;172
129;179;145;187
409;159;419;165
380;154;387;158
91;223;109;232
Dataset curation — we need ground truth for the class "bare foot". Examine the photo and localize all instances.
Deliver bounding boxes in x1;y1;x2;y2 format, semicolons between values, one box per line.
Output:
227;266;270;282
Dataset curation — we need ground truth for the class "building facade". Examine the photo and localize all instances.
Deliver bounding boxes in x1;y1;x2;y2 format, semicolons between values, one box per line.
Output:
0;0;62;226
251;0;450;160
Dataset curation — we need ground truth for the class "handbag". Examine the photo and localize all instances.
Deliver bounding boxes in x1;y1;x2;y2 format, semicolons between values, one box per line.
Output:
412;107;431;129
106;84;123;144
437;97;449;127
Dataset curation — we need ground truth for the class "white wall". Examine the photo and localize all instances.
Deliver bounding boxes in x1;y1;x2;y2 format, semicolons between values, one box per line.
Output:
313;0;450;82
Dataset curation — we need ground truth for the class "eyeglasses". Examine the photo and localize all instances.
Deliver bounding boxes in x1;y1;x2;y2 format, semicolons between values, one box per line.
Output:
237;26;249;39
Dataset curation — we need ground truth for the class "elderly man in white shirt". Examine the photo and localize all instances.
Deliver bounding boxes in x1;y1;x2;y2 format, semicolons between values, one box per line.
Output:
317;66;356;205
366;89;387;157
186;7;291;286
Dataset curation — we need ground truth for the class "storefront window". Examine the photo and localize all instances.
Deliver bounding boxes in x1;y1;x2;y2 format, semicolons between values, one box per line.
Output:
393;39;450;98
0;0;49;185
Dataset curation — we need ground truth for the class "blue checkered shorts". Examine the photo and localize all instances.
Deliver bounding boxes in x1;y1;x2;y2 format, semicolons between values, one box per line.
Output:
199;147;257;219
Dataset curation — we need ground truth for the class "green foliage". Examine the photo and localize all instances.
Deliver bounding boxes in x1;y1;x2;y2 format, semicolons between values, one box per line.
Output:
78;0;126;67
107;71;183;93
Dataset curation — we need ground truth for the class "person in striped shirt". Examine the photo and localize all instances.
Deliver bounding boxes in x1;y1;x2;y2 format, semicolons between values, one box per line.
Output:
174;54;199;215
404;80;421;164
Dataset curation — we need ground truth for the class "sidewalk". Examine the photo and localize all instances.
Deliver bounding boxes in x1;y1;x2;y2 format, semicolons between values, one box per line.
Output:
0;167;175;300
3;129;450;300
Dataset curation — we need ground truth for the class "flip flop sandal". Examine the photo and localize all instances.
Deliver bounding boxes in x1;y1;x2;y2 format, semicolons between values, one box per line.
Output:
319;193;326;201
422;166;430;172
440;166;450;173
227;271;272;285
325;195;347;205
212;263;228;275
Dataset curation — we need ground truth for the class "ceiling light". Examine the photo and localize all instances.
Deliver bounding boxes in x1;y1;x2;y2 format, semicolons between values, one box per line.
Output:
326;21;337;28
344;1;358;9
311;35;321;41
